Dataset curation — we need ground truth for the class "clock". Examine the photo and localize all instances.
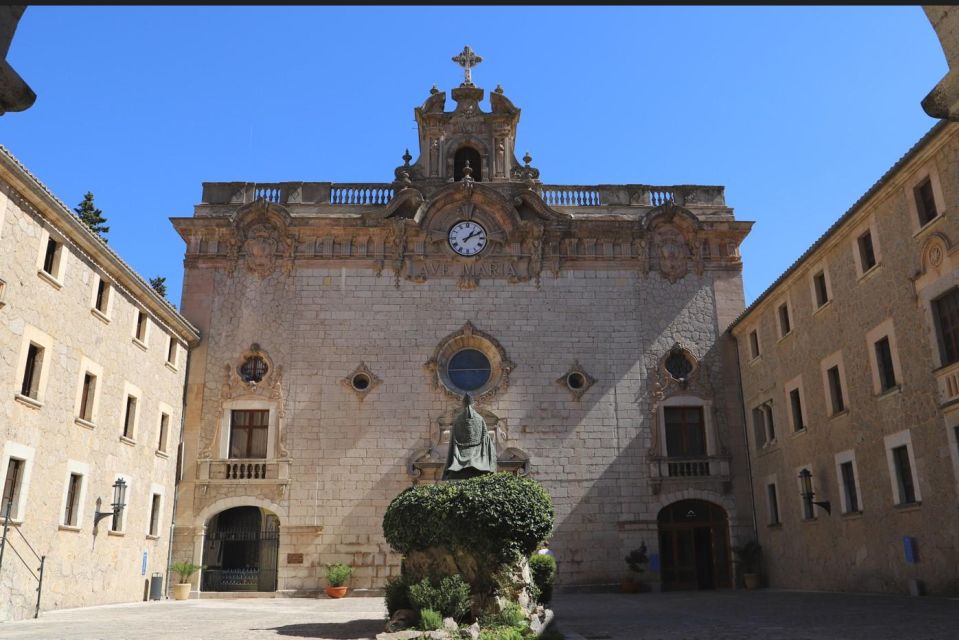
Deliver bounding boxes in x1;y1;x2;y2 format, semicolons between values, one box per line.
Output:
448;220;488;256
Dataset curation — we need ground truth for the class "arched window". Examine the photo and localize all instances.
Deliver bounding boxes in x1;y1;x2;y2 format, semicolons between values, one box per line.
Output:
453;147;482;182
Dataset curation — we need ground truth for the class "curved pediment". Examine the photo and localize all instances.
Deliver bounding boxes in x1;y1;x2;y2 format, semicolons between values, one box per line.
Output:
231;199;293;236
414;181;529;240
644;202;703;232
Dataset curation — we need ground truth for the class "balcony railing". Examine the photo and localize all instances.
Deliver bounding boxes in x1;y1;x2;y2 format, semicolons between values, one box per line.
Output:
935;360;959;406
196;458;291;484
651;455;731;481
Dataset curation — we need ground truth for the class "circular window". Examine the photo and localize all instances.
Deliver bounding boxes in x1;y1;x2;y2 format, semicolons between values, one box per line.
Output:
240;356;268;383
351;373;371;391
566;372;586;390
447;349;492;391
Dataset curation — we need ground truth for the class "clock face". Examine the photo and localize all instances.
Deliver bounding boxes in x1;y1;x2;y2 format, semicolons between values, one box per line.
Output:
448;220;488;256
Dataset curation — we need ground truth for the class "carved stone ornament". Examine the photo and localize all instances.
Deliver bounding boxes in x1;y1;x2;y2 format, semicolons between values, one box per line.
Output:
199;344;289;460
243;224;281;277
556;360;597;401
653;225;692;283
425;321;515;401
340;362;382;400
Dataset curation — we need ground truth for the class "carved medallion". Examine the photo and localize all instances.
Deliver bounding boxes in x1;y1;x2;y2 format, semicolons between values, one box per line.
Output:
243;224;280;277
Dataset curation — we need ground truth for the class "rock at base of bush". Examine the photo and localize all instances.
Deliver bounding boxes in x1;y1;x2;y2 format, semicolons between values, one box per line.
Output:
385;608;418;632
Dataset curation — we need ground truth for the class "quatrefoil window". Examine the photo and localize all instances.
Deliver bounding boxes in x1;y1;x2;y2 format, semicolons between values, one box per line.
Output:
664;346;697;383
240;356;268;383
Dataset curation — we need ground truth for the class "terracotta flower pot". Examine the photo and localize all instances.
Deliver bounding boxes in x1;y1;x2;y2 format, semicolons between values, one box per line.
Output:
325;586;348;598
172;583;192;600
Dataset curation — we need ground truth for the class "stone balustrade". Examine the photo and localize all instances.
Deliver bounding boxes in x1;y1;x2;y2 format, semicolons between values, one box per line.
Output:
934;360;959;406
650;455;731;481
199;182;725;208
195;458;291;484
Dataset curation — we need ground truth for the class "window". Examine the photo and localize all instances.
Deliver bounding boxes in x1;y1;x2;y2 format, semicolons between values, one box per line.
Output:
64;473;82;526
777;303;791;337
915;177;939;227
94;277;110;315
857;230;877;272
766;482;781;525
447;349;492;392
813;270;830;308
158;413;170;453
748;330;760;359
892;445;917;505
42;237;61;277
664;407;706;457
240;356;268;383
123;395;138;440
166;337;177;366
20;343;44;399
78;372;97;422
932;287;959;366
134;310;147;343
789;388;805;432
229;409;269;459
751;403;775;449
149;493;161;536
1;458;24;519
840;461;860;514
874;337;897;391
826;365;845;414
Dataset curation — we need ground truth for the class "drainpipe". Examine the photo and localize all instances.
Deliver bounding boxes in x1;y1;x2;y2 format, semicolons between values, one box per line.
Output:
165;346;192;598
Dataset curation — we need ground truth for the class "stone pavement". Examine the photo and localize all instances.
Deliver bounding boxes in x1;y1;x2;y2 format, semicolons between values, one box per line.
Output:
2;590;959;639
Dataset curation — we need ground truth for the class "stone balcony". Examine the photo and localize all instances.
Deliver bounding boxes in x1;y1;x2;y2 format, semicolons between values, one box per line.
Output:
934;359;959;407
649;455;733;495
196;458;291;487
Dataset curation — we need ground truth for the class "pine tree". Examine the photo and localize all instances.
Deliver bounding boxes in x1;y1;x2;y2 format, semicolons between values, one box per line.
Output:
149;276;167;299
74;192;109;241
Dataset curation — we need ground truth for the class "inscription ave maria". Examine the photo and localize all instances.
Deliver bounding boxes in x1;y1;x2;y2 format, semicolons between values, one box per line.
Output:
408;259;523;280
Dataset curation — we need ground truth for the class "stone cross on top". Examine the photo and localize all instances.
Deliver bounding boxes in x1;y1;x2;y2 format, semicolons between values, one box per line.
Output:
452;46;482;86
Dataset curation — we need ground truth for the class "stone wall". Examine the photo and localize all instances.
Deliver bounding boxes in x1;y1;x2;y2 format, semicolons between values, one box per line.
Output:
174;257;753;593
0;177;192;620
733;122;959;595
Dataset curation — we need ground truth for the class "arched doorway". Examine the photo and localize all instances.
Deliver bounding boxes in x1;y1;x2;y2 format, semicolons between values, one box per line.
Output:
453;146;482;181
658;499;730;591
201;506;279;592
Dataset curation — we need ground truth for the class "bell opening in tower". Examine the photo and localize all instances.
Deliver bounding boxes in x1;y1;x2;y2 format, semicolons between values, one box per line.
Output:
453;147;482;182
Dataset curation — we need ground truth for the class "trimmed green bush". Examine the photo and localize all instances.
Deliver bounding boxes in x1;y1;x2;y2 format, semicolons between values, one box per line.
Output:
384;574;413;616
529;553;557;604
383;473;554;563
478;627;525;640
419;608;443;631
408;575;472;621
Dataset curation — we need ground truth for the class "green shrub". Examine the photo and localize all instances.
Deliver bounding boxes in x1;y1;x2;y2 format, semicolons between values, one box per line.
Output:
172;561;202;583
478;627;525;640
408;575;472;621
384;574;413;616
325;563;353;587
383;473;554;564
479;602;526;630
419;608;443;631
529;553;557;604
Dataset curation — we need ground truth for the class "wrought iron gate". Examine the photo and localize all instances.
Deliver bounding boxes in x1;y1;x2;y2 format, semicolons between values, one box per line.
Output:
201;521;278;592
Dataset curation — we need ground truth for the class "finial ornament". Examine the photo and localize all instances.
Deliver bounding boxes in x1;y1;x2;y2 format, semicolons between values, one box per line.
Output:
402;149;412;166
430;85;439;95
452;46;483;86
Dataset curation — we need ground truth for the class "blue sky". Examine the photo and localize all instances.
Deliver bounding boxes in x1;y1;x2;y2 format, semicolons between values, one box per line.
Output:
2;6;947;308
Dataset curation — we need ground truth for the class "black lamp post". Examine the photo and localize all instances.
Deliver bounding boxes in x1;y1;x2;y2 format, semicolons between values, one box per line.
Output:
798;468;831;516
93;478;127;532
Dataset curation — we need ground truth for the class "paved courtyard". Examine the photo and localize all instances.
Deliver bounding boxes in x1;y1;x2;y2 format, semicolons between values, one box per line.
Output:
1;590;958;639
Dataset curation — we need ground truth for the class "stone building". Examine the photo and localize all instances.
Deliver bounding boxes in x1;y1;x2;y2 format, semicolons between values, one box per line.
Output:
0;147;199;620
170;50;754;596
730;119;959;595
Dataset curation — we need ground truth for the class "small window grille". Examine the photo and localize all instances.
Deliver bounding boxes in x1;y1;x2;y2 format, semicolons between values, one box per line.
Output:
240;356;268;383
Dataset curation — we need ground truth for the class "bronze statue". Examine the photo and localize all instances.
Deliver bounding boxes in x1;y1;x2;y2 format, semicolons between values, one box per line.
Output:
442;393;497;480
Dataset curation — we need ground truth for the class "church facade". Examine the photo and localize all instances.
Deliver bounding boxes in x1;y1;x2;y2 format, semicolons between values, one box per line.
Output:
170;51;755;595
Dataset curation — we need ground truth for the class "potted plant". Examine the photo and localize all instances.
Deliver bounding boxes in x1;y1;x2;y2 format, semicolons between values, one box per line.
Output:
733;540;762;590
621;542;650;593
171;561;202;601
325;563;353;598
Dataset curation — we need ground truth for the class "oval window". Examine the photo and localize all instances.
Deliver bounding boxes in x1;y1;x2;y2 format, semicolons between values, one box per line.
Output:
447;349;492;391
240;356;268;383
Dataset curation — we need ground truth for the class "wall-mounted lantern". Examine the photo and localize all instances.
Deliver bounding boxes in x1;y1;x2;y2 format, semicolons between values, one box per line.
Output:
93;478;127;532
798;468;831;516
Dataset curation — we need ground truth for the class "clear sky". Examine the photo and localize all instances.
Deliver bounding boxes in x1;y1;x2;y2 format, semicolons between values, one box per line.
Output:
2;6;947;308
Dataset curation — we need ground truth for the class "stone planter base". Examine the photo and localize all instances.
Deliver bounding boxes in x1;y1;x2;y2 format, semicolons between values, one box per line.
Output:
172;583;192;600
